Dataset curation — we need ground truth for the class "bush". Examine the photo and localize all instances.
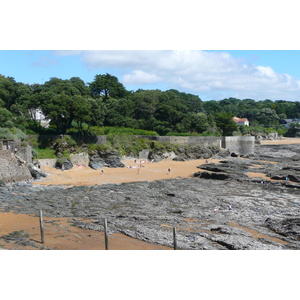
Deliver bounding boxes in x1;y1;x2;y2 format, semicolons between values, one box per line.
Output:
88;144;111;153
166;132;199;136
90;126;158;136
34;147;57;159
0;127;27;140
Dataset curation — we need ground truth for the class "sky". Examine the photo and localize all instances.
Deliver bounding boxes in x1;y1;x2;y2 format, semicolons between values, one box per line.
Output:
1;50;300;102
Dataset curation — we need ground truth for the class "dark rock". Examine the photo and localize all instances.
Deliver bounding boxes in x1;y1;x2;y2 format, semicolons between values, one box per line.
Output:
265;218;300;239
89;156;106;170
105;158;125;168
291;155;300;161
195;171;230;180
89;149;125;169
55;159;73;170
27;164;48;179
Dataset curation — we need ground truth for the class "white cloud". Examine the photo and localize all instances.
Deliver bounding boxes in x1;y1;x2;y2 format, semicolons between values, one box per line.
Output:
54;50;300;100
123;70;161;84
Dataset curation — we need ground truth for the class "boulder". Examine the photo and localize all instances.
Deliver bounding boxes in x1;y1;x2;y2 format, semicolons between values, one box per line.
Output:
55;159;73;170
27;164;48;179
89;156;106;170
89;149;125;169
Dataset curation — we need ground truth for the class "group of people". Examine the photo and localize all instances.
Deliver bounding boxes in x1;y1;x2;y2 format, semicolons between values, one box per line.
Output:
6;144;18;154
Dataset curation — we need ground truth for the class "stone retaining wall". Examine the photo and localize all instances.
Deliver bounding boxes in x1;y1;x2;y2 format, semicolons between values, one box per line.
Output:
221;136;255;155
70;153;89;166
136;135;222;147
0;150;32;184
30;134;255;156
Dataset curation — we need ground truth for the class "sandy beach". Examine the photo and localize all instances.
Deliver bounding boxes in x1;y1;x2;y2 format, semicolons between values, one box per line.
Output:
34;158;216;187
1;137;300;250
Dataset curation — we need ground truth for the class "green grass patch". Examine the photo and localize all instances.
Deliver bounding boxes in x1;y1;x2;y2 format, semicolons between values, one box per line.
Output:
34;147;57;159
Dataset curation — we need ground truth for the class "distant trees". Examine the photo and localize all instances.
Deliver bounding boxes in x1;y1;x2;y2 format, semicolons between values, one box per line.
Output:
1;72;300;137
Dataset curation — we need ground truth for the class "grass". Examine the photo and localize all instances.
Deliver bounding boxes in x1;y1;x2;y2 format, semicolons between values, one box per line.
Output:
34;147;57;159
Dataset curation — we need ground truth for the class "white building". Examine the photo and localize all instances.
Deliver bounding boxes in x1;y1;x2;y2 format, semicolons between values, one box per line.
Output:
233;117;249;126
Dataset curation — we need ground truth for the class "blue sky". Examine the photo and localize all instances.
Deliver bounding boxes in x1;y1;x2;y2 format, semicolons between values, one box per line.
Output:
1;50;300;102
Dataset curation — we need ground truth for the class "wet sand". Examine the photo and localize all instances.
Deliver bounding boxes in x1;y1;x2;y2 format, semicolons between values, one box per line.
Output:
0;212;170;250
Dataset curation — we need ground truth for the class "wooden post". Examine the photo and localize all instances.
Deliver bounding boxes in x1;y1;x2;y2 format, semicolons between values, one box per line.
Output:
173;226;177;250
104;219;109;250
39;210;44;244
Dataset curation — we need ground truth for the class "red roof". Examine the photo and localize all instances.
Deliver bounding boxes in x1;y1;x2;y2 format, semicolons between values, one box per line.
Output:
233;117;248;122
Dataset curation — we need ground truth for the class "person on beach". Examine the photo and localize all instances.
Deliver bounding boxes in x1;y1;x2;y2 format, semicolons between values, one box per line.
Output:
101;169;104;175
167;168;171;174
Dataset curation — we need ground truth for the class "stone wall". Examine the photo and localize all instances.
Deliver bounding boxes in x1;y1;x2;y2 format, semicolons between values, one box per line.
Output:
70;152;89;166
17;146;33;164
136;135;221;147
0;150;32;184
38;159;57;167
221;136;255;155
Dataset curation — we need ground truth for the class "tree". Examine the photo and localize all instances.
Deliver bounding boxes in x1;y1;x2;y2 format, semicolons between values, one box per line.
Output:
214;112;238;136
176;112;209;134
287;122;300;137
89;73;128;100
0;107;14;127
167;89;204;113
0;75;18;110
256;108;279;126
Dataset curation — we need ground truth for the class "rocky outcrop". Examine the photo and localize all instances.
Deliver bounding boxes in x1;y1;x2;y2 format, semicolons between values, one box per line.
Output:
172;145;222;161
27;164;48;179
55;159;73;170
265;218;300;240
1;174;300;250
89;149;125;169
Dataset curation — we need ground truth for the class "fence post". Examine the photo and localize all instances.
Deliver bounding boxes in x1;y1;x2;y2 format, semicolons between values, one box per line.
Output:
173;226;177;250
104;219;109;250
39;210;45;244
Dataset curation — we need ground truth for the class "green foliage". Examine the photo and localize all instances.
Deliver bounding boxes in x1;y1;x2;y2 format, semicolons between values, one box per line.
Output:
104;126;158;136
0;127;27;140
34;147;57;159
106;134;151;156
214;112;238;136
200;130;221;136
166;132;199;136
2;72;300;138
88;143;111;152
89;73;129;100
286;122;300;137
29;137;39;148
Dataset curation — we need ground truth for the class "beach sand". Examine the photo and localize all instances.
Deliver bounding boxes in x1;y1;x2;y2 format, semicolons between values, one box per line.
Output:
33;158;215;187
1;137;299;250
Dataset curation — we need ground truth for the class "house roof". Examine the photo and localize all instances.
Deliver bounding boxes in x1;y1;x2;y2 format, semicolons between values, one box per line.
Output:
233;117;248;122
282;119;300;123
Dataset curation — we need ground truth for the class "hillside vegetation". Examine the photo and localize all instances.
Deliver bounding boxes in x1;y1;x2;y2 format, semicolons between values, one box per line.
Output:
1;72;300;158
